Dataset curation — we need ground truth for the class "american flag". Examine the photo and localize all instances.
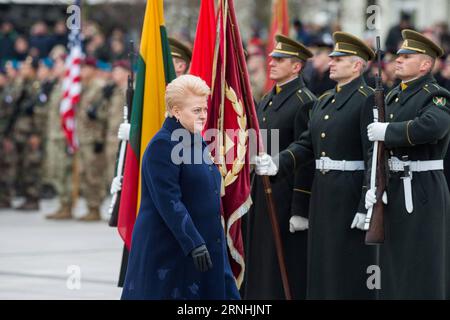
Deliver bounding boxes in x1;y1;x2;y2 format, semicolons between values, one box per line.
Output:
60;0;83;153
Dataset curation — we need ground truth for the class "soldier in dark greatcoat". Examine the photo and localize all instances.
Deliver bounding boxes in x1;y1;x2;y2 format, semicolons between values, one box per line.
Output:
243;35;316;300
254;32;377;299
366;29;450;299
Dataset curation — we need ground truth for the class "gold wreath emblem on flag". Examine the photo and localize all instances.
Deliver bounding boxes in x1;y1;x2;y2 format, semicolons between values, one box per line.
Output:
217;84;248;189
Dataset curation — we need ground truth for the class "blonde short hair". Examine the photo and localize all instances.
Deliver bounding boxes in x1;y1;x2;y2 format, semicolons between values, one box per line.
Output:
165;74;210;114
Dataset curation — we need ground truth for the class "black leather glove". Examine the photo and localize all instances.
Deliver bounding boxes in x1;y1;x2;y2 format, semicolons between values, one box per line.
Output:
93;142;104;153
190;244;212;272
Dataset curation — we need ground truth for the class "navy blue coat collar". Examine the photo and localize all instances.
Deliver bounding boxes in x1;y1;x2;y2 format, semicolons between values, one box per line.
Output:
163;116;204;147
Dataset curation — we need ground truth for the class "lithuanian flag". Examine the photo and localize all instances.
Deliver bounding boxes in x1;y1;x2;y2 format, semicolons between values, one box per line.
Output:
118;0;176;249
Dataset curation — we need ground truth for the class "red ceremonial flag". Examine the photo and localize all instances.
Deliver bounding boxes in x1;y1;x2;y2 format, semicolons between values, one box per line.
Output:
205;0;262;288
264;0;290;92
190;0;216;87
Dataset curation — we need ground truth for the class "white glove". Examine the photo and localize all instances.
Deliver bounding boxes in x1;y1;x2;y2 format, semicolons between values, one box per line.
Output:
110;176;122;194
367;122;389;142
351;213;366;230
289;215;309;233
255;153;278;176
365;188;388;210
118;123;131;141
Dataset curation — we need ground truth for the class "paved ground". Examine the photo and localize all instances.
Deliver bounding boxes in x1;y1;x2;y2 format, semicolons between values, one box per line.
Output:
0;197;124;300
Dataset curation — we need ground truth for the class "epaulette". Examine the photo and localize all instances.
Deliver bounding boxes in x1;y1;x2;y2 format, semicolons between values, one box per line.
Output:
318;90;333;100
422;82;442;94
295;87;316;105
422;83;450;103
357;85;375;97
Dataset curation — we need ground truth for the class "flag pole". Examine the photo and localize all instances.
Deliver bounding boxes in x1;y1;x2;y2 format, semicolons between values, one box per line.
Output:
71;151;79;210
227;0;292;300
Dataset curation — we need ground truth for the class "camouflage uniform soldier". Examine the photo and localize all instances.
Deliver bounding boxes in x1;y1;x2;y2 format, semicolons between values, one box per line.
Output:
76;57;107;221
34;58;58;197
0;61;23;208
105;60;129;187
0;67;18;208
45;57;76;220
12;57;42;211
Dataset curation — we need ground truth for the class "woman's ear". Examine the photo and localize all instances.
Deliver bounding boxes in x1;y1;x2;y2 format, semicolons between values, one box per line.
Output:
172;105;180;119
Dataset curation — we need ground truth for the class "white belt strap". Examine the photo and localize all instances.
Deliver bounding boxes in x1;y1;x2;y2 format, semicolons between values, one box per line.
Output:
389;157;443;214
315;157;365;172
388;157;443;172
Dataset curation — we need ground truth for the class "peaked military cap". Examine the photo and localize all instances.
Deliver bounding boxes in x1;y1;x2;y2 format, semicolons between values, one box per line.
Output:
397;29;444;58
168;37;192;63
270;34;313;61
329;31;375;61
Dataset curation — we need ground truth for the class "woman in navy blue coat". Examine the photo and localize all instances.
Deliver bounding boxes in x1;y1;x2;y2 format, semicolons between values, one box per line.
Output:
121;75;240;300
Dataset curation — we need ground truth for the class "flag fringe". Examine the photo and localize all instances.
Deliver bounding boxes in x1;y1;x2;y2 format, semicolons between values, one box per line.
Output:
225;194;252;288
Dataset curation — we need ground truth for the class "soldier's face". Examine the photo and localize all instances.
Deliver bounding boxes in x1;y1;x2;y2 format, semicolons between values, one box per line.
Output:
53;59;66;79
80;65;96;82
173;57;188;78
269;57;301;83
395;54;433;80
5;63;17;79
112;67;128;85
20;64;35;79
328;56;356;82
37;65;51;81
172;94;208;133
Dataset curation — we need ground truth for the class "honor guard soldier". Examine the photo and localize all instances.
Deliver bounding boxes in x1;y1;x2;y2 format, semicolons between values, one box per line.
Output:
254;32;377;299
365;29;450;299
168;37;192;77
243;34;316;300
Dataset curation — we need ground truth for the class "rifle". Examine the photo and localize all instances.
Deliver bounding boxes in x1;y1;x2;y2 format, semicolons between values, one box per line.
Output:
108;40;135;227
363;36;387;244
